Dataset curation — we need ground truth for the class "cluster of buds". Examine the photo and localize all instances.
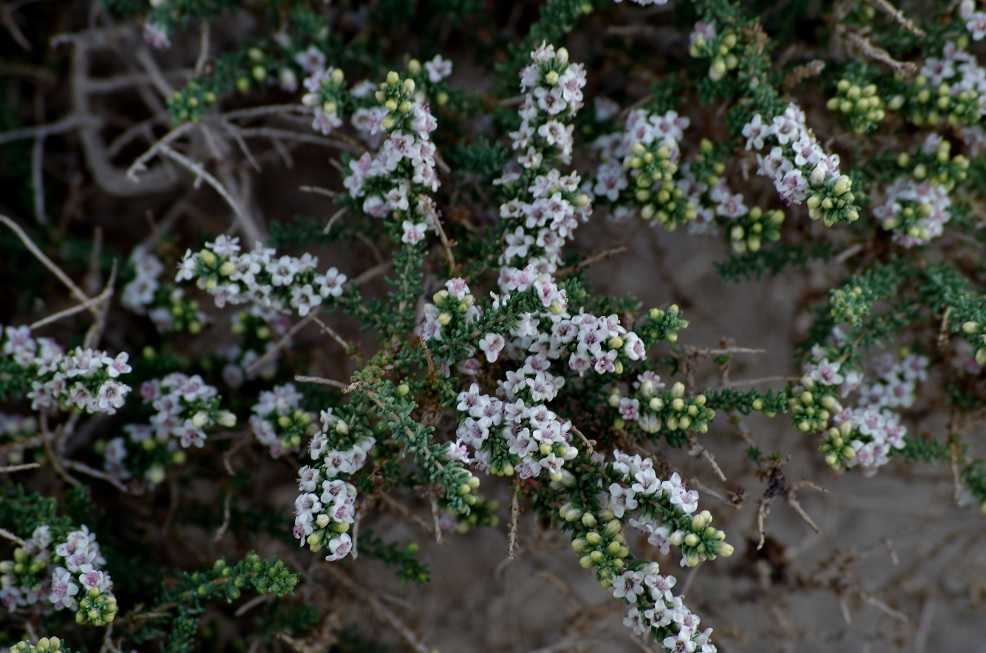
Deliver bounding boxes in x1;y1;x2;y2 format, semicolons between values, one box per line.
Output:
249;383;317;458
723;205;784;254
609;378;715;439
637;305;689;345
827;76;886;134
8;637;68;653
564;506;630;585
961;321;986;365
176;235;347;318
301;66;347;135
789;374;841;434
688;21;739;82
417;280;480;342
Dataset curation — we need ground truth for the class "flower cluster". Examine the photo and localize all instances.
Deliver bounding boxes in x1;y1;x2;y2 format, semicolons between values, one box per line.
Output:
0;525;117;627
742;106;858;226
873;175;951;247
873;135;969;247
561;450;729;651
961;0;986;41
793;343;928;474
455;380;577;480
293;410;373;562
217;308;290;387
1;326;131;415
249;383;316;458
106;373;234;484
301;65;348;135
176;236;347;317
509;43;586;166
121;246;205;333
591;109;696;230
618;562;716;653
901;41;986;128
608;451;732;567
341;69;441;242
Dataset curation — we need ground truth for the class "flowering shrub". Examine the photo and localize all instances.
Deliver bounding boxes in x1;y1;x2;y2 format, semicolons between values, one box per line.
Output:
2;0;986;651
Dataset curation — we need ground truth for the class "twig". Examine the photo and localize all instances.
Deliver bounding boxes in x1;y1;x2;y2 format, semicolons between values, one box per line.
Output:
234;594;273;618
869;0;925;35
194;22;210;75
64;460;129;492
353;260;392;286
320;564;432;653
377;491;436;536
569;425;596;456
213;493;232;543
0;1;31;50
29;279;115;330
245;314;313;376
126;123;193;180
310;314;356;352
62;37;177;197
0;115;95;145
507;481;520;560
156;143;264;245
0;462;40;474
429;493;443;545
295;375;351;391
687;435;727;482
786;480;825;534
430;208;457;273
560;244;630;276
0;213;92;308
840;28;917;76
913;595;936;653
0;528;26;545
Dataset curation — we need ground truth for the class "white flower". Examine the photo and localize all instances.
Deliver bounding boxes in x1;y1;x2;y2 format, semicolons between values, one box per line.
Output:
478;333;505;363
424;54;453;82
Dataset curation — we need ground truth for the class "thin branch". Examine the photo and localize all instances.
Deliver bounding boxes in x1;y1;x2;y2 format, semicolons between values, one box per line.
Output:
508;481;520;560
310;314;356;353
30;279;115;330
320;564;432;653
157;143;263;244
295;375;351;391
0;115;95;145
0;528;25;546
869;0;925;35
0;213;92;308
840;28;917;76
245;314;313;376
0;462;40;474
64;460;129;492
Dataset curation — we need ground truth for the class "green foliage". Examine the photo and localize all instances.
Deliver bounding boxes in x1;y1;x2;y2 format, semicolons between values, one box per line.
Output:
358;532;430;586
